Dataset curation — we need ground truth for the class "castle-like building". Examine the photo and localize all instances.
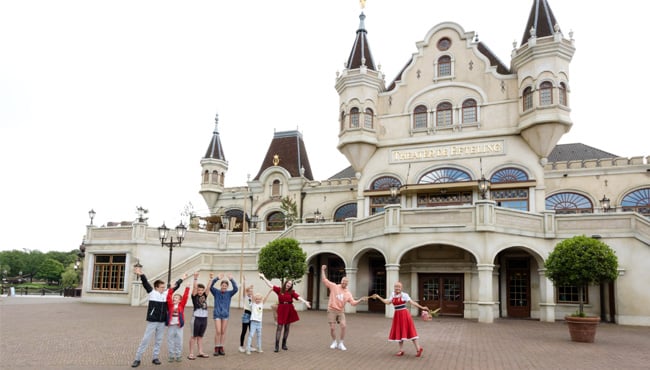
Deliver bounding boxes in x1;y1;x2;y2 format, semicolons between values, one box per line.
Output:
82;0;650;326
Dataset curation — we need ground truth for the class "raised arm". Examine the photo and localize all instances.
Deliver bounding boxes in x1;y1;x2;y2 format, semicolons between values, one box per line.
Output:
263;288;273;303
191;271;200;296
259;273;273;289
371;293;391;305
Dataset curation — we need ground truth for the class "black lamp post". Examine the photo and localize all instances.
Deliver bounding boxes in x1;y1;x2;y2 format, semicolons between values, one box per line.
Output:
158;222;187;288
88;209;96;226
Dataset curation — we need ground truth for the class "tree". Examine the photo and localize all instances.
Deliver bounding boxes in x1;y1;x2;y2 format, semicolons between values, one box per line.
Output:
23;250;46;282
36;258;65;284
544;235;618;316
280;196;298;226
257;238;307;287
61;266;79;289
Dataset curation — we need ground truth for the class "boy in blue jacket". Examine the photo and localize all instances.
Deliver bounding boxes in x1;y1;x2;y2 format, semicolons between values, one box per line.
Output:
131;266;186;368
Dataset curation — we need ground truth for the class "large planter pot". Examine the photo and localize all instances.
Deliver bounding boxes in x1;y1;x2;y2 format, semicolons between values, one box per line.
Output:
565;316;600;343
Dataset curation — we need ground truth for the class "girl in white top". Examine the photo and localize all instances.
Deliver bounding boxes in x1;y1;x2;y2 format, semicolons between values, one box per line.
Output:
246;289;273;354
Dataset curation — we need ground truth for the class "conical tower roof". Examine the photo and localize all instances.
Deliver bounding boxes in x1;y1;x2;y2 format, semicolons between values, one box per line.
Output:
203;114;226;160
521;0;561;46
345;12;376;70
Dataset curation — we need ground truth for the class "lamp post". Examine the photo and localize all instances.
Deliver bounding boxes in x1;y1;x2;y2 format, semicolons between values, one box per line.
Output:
88;209;96;226
158;222;187;288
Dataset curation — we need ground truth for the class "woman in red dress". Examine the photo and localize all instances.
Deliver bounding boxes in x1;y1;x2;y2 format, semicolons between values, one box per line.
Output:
373;281;426;357
259;273;311;352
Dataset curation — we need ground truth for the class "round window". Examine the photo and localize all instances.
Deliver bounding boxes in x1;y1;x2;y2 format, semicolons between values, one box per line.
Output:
437;37;451;51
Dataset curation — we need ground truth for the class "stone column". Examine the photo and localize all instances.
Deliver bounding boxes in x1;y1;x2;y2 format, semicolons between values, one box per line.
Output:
477;263;495;323
538;268;556;322
384;264;400;318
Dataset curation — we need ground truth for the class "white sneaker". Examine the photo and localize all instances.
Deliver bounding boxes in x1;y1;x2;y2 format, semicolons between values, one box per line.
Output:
238;346;245;353
330;340;338;349
246;349;251;355
258;349;264;353
337;342;347;351
250;347;257;352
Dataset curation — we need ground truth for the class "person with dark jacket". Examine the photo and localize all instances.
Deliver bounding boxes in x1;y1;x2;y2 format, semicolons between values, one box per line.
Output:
131;266;185;368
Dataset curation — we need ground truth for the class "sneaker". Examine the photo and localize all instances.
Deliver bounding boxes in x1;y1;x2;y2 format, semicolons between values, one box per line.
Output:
330;340;338;349
219;347;225;356
338;342;347;351
239;346;245;353
250;347;257;352
131;360;141;368
176;357;182;362
152;358;162;365
168;357;174;363
246;349;251;355
258;349;264;353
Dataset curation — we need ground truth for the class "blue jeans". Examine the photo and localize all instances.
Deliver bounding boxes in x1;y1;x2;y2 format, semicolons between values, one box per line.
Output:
247;320;262;350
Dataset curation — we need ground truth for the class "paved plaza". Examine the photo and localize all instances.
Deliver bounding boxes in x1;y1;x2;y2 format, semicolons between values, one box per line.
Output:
1;295;649;370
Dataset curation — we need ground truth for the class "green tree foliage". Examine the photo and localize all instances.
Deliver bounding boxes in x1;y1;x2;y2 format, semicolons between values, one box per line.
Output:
545;235;618;315
23;250;46;282
257;238;307;286
36;258;65;284
61;266;80;288
280;196;298;226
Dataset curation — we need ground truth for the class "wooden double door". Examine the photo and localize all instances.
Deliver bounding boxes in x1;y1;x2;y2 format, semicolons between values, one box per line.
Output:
419;274;464;316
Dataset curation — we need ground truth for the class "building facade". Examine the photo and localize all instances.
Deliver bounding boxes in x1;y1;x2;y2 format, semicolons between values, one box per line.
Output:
81;0;650;326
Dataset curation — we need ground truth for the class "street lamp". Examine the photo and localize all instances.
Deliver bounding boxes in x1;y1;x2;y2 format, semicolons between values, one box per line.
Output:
158;222;187;288
251;214;259;229
88;209;96;226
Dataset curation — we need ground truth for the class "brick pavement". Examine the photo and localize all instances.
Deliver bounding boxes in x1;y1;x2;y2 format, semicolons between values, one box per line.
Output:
1;295;649;370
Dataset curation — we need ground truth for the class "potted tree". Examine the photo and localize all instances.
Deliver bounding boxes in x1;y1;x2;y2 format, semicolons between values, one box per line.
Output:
544;235;618;342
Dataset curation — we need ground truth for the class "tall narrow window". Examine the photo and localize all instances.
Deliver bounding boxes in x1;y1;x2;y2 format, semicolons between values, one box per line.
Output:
349;107;359;128
523;87;533;111
202;170;209;184
539;81;553;106
364;108;374;129
413;105;427;129
438;55;451;77
211;170;219;184
462;99;477;123
340;111;345;131
271;179;281;197
559;82;567;106
436;102;453;127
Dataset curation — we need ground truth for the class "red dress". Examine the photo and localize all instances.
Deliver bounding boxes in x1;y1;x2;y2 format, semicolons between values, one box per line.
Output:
273;286;301;325
388;292;419;341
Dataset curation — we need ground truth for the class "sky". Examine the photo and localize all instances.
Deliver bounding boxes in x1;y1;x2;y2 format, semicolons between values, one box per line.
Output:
1;0;647;253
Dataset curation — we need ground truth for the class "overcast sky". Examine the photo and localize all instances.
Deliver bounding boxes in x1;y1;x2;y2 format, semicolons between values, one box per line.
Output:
1;1;647;253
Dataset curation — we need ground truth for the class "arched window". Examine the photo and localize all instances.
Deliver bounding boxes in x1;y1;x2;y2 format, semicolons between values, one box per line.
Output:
491;168;530;211
349;107;360;128
523;87;533;111
491;168;529;183
334;203;358;222
559;82;567;106
438;55;451;77
225;209;246;232
211;170;219;184
271;179;281;197
419;168;471;184
461;99;477;123
266;211;286;231
364;108;374;129
369;176;401;215
621;188;650;216
219;172;224;185
539;81;553;106
202;170;209;184
340;111;345;131
413;105;427;129
436;102;453;127
545;192;594;214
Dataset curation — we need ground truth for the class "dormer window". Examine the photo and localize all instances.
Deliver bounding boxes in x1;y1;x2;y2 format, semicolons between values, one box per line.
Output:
350;107;360;128
539;81;553;106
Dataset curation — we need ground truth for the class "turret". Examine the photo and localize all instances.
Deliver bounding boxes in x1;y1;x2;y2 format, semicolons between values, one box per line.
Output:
200;113;228;213
511;0;575;165
335;11;384;175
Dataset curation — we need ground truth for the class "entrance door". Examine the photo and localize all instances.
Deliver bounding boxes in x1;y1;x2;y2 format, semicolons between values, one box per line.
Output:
506;258;530;318
419;274;464;316
368;258;386;313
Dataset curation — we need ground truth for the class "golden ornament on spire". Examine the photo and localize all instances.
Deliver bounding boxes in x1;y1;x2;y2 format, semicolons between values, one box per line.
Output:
273;154;280;166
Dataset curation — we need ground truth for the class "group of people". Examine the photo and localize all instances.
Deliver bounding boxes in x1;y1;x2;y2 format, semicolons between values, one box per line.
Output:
131;264;426;367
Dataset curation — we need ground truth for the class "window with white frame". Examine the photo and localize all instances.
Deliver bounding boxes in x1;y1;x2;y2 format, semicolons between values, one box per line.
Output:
364;108;374;129
413;105;427;130
461;99;477;123
436;102;453;127
539;81;553;106
349;107;359;128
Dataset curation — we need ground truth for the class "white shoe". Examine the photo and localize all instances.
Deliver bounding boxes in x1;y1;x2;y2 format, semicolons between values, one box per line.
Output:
337;342;347;351
258;349;264;353
238;346;245;353
330;340;338;349
246;349;251;355
250;347;257;352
